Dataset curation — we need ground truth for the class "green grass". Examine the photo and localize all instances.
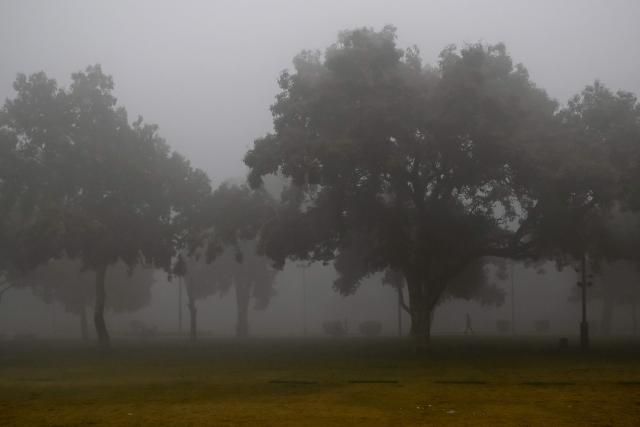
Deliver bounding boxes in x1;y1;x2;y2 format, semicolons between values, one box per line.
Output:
1;337;640;426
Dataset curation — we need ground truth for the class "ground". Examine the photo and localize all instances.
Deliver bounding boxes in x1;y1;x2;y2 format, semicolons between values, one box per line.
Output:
1;337;640;426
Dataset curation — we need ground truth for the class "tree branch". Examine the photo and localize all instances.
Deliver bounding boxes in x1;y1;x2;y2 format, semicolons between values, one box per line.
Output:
397;285;411;314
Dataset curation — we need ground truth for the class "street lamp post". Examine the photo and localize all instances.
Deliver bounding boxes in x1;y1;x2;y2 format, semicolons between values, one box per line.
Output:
301;265;307;337
178;277;183;334
579;253;591;350
510;261;515;335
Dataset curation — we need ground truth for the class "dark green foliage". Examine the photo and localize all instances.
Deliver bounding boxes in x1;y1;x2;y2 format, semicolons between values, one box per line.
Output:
245;27;557;343
0;65;209;348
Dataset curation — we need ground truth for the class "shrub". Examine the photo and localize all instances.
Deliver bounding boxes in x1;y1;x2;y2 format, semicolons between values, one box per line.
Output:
323;320;347;337
358;321;382;337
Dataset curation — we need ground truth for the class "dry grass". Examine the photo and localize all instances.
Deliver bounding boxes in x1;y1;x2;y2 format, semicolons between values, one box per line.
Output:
1;337;640;426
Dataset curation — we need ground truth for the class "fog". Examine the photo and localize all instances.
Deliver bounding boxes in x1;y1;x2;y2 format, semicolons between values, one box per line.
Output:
1;0;640;340
2;0;639;182
2;261;630;339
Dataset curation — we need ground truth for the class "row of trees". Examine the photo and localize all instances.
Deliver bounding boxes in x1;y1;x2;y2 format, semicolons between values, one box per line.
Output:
0;66;276;348
2;26;639;349
244;26;640;347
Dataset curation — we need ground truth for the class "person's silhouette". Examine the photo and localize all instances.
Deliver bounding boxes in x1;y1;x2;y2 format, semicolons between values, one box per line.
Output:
464;313;474;334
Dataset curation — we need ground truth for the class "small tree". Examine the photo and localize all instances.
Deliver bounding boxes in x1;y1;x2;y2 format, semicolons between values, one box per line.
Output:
210;240;277;338
183;183;276;339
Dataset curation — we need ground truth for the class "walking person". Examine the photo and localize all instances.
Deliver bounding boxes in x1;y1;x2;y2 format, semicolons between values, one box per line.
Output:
464;313;474;335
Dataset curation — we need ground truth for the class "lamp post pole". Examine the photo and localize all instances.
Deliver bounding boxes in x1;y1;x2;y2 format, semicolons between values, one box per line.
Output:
580;253;590;351
178;277;183;335
511;261;515;334
302;265;307;337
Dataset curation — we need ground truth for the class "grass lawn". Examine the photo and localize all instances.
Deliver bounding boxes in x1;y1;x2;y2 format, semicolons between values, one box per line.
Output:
1;336;640;426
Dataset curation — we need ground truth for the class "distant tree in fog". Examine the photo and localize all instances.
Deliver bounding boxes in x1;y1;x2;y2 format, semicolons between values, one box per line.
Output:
173;252;216;342
569;260;640;335
208;240;277;338
245;26;557;347
1;66;210;349
525;82;640;344
178;183;277;339
17;258;156;340
566;209;640;335
522;82;640;267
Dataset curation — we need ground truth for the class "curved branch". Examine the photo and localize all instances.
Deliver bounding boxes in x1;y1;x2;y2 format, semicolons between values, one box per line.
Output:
397;285;411;314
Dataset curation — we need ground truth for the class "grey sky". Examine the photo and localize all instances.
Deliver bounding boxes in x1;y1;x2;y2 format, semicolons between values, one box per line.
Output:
1;0;639;183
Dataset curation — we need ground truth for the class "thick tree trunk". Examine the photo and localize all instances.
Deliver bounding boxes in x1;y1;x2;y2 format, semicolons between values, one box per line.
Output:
79;306;89;341
405;268;442;350
408;302;438;348
94;264;110;349
235;281;251;338
188;298;197;342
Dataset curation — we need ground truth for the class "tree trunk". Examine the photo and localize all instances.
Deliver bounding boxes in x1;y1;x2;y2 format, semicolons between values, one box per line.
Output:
188;298;197;342
409;302;438;347
235;281;251;338
79;306;89;341
94;264;110;349
184;279;198;342
405;268;442;350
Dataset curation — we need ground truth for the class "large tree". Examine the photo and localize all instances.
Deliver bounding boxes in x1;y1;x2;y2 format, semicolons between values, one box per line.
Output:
1;66;210;348
17;257;156;340
244;27;557;345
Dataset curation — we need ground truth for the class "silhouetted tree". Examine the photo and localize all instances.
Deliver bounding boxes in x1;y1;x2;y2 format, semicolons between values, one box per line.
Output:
17;257;156;340
2;66;210;349
174;182;276;340
524;82;640;347
210;240;277;338
245;27;556;346
173;252;216;342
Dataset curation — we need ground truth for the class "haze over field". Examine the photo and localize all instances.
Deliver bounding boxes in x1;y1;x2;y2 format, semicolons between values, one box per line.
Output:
4;2;640;425
2;0;639;182
1;1;639;341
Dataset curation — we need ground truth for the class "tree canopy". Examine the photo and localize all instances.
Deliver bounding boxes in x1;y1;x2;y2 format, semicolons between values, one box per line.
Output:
245;26;559;342
1;65;210;348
